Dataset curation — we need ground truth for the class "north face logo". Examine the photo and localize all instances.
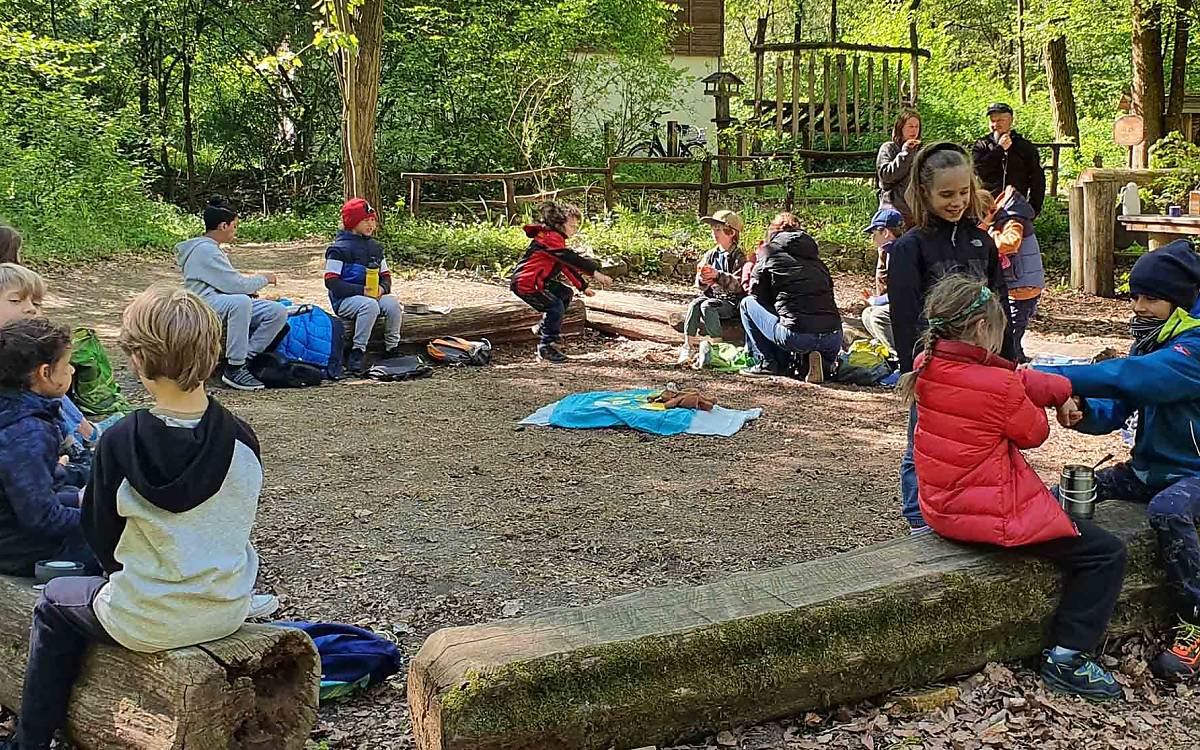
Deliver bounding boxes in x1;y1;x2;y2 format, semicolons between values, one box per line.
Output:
1175;344;1192;357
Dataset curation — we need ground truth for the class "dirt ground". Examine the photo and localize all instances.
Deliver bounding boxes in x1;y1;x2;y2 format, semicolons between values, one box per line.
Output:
37;242;1167;749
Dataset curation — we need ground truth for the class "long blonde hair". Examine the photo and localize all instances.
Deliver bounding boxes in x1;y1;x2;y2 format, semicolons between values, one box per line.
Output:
904;142;990;230
897;274;1008;405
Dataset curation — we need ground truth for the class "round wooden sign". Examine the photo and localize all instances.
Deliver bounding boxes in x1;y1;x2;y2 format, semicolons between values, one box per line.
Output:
1113;115;1145;146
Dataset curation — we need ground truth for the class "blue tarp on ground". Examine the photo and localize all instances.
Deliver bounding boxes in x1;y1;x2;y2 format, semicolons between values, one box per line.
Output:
520;389;762;437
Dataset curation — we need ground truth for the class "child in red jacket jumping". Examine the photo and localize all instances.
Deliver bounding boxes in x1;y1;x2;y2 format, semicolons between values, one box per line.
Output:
900;273;1127;701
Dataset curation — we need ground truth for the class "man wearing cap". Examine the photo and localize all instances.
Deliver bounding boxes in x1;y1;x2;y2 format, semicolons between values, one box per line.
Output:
971;103;1046;215
678;210;746;365
860;207;904;354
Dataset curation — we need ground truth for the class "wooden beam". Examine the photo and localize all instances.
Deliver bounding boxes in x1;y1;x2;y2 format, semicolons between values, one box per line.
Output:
852;55;861;136
882;58;891;127
822;54;832;147
1017;0;1027;104
791;50;801;142
0;577;319;750
1069;184;1086;289
836;54;849;148
909;22;920;102
409;502;1169;750
807;52;817;148
775;56;786;135
753;41;932;58
867;57;875;133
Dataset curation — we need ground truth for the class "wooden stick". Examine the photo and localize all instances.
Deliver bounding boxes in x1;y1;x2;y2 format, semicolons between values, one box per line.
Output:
775;56;785;135
822;54;832;147
836;54;849;149
867;57;875;134
852;55;861;136
807;52;817;148
791;50;801;142
882;58;890;127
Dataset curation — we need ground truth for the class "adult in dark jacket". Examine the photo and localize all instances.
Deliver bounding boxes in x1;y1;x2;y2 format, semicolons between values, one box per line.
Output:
738;214;842;383
888;142;1014;534
876;109;922;224
971;103;1045;215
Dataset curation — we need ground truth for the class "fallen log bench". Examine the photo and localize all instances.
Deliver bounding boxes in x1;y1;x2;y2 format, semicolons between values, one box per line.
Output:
409;501;1169;750
398;298;586;345
0;576;320;750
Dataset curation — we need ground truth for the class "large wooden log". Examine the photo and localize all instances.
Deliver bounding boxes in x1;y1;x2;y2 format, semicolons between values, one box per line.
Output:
409;501;1168;750
0;576;319;750
400;298;586;345
587;311;680;344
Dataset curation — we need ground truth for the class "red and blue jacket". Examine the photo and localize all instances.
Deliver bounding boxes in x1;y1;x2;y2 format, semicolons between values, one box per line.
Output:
324;230;392;309
510;225;600;296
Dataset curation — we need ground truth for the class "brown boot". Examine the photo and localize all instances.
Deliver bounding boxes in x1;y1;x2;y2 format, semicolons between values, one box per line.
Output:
805;351;824;384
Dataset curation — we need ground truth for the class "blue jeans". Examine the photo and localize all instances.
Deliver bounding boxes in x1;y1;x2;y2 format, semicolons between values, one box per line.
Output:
900;403;925;529
1009;295;1040;363
738;296;841;373
516;281;574;346
1089;463;1200;615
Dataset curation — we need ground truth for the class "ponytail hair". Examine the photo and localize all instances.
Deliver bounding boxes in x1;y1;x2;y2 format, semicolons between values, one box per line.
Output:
904;142;989;230
896;273;1008;405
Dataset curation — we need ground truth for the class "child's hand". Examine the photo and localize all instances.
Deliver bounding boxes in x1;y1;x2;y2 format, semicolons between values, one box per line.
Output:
593;272;613;287
78;419;96;440
264;272;279;285
1056;397;1084;428
583;288;596;297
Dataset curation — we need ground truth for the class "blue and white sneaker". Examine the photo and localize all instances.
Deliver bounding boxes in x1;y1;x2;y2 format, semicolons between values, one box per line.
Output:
1041;649;1122;701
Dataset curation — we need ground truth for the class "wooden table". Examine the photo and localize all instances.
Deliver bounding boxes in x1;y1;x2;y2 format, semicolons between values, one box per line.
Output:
1118;214;1200;250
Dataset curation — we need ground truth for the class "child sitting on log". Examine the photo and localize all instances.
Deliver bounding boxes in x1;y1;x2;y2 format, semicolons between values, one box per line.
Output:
510;202;611;364
0;285;277;750
677;210;746;366
900;273;1126;701
0;317;96;578
1044;240;1200;681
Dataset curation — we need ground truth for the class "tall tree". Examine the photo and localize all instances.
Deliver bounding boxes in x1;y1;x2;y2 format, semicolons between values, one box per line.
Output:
1130;0;1165;167
1043;34;1080;142
1165;0;1192;134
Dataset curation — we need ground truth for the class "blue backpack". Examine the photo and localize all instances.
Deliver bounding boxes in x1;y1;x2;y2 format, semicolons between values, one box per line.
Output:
278;621;403;701
276;305;346;380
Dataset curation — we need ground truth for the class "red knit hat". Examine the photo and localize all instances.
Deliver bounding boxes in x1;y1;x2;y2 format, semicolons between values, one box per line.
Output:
341;198;377;230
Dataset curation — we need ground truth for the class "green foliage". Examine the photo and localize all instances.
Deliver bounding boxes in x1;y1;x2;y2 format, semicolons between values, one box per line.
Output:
236;206;341;243
1148;133;1200;212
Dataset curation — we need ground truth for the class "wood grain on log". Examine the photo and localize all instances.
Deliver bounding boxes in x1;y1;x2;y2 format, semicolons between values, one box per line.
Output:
399;299;586;345
0;576;319;750
409;502;1168;750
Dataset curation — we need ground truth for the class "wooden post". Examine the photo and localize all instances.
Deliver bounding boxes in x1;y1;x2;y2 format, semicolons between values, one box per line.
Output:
1017;0;1027;104
752;17;767;150
867;57;875;134
1069;184;1085;289
807;53;817;148
785;173;796;212
502;177;518;224
909;22;920;103
1081;179;1119;296
775;57;785;135
852;56;861;136
666;120;679;157
791;50;801;142
830;0;838;41
699;156;712;217
882;58;891;128
896;60;905;109
408;178;422;219
603;158;615;213
822;54;832;148
836;54;849;148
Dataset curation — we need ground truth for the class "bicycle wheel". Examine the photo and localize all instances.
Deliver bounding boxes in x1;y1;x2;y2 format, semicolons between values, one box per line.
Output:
628;141;665;158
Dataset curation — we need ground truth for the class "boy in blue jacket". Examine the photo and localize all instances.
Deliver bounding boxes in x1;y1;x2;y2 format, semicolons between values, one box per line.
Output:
1047;241;1200;681
324;198;403;374
0;317;96;577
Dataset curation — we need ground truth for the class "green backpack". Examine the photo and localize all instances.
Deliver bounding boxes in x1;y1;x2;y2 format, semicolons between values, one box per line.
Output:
70;328;132;418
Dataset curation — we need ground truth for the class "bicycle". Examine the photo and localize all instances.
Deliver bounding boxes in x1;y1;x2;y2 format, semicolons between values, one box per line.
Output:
627;113;708;158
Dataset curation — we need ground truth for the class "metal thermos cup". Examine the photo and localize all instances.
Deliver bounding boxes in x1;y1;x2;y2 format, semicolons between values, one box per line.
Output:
1059;465;1097;520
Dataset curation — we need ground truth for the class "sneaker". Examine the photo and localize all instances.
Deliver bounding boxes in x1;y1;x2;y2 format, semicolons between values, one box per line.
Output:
676;345;692;366
536;343;568;364
347;348;367;375
221;364;265;391
909;524;933;537
739;362;779;378
805;351;825;384
531;323;542;338
247;593;280;619
1040;649;1122;700
1151;617;1200;681
382;346;403;360
693;340;713;371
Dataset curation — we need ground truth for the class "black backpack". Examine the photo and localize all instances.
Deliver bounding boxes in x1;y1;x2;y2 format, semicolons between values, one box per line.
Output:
366;355;434;382
248;352;324;388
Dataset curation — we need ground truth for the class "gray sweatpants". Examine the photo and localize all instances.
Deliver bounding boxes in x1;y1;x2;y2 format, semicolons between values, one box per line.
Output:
337;294;403;350
861;304;895;354
684;296;738;337
205;294;288;366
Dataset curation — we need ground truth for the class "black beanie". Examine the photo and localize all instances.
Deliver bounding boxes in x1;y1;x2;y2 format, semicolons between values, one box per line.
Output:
1128;240;1200;311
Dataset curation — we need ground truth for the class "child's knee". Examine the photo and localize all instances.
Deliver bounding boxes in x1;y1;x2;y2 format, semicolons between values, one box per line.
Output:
1148;486;1195;519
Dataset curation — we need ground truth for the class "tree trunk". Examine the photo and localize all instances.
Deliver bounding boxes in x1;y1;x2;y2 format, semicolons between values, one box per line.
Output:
0;577;319;750
1165;0;1192;134
137;12;153;163
156;38;173;200
180;18;198;211
1130;0;1165;167
334;0;384;213
1043;35;1080;142
1016;0;1027;104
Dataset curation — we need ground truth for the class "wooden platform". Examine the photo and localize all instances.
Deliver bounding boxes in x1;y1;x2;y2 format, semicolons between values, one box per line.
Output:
409;501;1168;750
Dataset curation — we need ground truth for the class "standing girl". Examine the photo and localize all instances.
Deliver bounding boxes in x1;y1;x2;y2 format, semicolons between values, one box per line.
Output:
900;274;1126;700
888;141;1013;533
876;109;922;225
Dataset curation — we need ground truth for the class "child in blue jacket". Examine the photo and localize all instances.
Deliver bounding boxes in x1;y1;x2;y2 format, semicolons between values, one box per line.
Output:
1045;240;1200;681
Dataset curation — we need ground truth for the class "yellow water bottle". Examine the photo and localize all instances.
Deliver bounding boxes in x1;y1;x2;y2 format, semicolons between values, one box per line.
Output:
364;262;380;298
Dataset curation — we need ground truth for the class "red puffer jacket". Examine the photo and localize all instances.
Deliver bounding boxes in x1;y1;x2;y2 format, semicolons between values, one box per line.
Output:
913;340;1078;547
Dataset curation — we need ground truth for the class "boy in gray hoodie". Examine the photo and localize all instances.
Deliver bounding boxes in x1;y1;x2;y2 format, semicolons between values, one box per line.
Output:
176;196;287;391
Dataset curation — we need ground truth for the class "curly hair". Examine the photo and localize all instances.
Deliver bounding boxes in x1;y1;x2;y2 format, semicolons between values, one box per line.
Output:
0;317;71;389
536;202;583;234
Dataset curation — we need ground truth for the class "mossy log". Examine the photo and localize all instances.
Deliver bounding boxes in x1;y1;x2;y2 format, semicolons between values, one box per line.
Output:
0;576;320;750
409;501;1169;750
399;298;586;345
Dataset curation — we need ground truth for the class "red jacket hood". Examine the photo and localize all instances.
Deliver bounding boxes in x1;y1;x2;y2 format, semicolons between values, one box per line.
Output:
523;224;566;249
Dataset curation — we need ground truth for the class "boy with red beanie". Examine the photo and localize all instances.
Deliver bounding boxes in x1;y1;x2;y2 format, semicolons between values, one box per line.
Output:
324;198;402;374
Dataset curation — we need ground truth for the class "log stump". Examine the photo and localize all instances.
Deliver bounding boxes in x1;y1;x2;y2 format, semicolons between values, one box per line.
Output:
0;576;320;750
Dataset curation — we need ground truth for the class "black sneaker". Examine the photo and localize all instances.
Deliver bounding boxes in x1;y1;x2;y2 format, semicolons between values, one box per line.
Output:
536;344;568;364
382;346;403;360
221;364;265;391
739;362;779;378
1150;617;1200;681
347;348;367;375
1040;650;1121;701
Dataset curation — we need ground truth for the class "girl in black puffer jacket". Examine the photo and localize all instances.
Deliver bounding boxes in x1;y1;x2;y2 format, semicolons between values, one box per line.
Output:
738;212;842;382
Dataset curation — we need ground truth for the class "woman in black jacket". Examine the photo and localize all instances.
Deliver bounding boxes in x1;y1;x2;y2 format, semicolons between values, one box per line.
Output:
738;213;842;382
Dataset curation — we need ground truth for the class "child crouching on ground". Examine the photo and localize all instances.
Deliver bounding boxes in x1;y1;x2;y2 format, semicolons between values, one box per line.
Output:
1044;240;1200;681
0;285;273;750
902;273;1126;700
859;208;904;355
510;202;611;363
0;318;96;578
979;186;1045;363
677;210;745;365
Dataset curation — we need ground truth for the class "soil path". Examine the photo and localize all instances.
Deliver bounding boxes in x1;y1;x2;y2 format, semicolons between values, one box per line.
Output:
40;242;1133;749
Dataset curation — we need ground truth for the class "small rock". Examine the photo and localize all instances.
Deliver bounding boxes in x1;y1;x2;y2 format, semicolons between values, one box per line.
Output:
715;729;737;746
893;686;961;714
501;600;524;617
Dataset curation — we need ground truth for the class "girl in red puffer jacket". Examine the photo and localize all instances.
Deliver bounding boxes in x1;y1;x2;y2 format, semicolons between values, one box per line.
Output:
899;274;1127;701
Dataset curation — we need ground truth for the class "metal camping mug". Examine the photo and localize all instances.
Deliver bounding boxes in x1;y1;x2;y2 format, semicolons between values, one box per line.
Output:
1059;465;1097;520
1169;205;1184;217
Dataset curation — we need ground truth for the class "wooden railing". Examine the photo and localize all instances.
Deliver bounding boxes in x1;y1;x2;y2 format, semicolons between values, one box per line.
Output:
1032;141;1078;198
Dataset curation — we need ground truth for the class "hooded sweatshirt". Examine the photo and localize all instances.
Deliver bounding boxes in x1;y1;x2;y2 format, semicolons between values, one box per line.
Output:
176;236;268;303
0;390;83;575
988;187;1044;300
83;398;262;652
509;225;600;296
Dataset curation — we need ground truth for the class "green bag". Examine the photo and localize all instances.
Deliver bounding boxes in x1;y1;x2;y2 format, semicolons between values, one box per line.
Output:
700;342;755;372
70;328;132;418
